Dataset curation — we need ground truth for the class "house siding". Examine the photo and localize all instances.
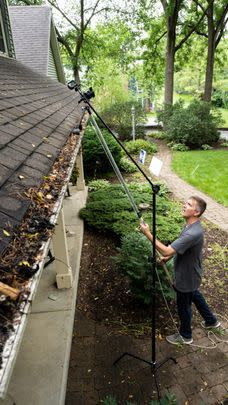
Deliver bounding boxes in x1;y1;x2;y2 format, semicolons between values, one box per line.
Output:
48;45;58;81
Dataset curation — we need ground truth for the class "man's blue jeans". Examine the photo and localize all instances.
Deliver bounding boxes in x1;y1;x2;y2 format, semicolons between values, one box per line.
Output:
176;289;217;339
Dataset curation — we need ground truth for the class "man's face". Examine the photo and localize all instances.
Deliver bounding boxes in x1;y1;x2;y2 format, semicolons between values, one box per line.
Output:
182;198;200;218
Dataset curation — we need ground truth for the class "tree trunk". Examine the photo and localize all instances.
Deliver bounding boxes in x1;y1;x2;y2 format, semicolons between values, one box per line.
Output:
203;2;215;102
73;65;80;84
164;35;175;105
163;1;180;106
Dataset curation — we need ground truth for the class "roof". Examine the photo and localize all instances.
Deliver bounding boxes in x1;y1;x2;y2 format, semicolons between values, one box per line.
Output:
0;55;84;257
9;5;65;82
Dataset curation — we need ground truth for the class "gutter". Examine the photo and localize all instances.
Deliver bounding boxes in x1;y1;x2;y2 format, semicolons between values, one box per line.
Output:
0;128;85;399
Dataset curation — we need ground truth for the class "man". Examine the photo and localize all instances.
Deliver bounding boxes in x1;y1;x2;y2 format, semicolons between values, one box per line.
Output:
140;195;220;345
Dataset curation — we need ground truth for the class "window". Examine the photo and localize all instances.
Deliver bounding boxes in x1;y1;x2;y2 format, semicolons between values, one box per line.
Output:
0;11;7;54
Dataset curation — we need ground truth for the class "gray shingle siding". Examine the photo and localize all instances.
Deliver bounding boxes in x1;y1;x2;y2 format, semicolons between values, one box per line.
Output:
9;6;52;75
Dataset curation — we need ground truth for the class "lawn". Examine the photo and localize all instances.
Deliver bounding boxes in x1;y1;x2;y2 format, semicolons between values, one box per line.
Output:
171;149;228;206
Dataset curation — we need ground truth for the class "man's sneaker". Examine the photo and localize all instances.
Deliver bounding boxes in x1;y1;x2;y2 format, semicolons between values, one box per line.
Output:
201;320;221;329
166;333;193;345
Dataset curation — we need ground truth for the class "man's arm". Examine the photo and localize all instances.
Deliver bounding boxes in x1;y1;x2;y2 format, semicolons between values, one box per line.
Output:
140;223;176;257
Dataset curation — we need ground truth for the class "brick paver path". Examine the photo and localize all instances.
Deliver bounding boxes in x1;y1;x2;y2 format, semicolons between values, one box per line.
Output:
66;310;228;404
66;141;228;404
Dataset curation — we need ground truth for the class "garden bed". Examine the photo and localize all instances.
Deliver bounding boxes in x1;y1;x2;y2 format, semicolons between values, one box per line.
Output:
77;221;228;337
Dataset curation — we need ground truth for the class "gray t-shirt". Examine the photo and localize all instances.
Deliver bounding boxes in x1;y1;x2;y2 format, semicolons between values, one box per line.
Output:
171;221;204;292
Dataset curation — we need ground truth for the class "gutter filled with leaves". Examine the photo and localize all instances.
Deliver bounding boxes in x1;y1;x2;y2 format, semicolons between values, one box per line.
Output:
0;130;84;398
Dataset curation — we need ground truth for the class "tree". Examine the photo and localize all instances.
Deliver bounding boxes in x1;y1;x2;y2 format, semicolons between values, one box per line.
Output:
193;0;228;102
48;0;116;83
160;0;208;105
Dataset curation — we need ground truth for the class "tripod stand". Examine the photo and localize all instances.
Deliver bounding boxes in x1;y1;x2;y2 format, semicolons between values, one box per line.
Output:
68;81;177;400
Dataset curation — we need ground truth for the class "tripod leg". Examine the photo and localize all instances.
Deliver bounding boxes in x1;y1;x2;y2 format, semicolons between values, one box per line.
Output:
156;356;177;371
113;352;152;367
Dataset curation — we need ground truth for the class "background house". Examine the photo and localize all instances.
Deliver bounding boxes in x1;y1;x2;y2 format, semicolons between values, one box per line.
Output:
9;5;65;84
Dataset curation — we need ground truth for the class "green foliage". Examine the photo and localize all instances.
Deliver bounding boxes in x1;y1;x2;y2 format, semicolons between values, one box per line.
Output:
169;143;190;152
160;100;222;148
113;232;175;304
101;393;178;405
201;144;213;150
88;179;110;192
80;182;182;243
212;89;228;108
147;132;167;140
82;124;122;177
70;164;79;185
125;139;157;154
100;101;147;140
119;156;137;173
102;396;118;405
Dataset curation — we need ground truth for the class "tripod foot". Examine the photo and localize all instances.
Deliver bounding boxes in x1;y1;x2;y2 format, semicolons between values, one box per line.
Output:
113;352;177;401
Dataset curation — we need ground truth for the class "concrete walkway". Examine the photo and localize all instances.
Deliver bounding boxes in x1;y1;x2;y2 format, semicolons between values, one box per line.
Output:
155;140;228;233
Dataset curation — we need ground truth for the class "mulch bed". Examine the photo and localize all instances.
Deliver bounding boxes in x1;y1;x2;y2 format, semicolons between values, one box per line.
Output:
77;221;228;338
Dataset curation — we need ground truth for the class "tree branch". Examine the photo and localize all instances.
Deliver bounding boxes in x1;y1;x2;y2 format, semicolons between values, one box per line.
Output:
214;4;228;43
47;0;79;31
192;0;207;14
175;6;208;52
215;15;228;48
55;26;74;57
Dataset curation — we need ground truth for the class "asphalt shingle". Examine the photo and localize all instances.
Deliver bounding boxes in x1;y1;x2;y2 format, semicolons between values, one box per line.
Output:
0;55;84;256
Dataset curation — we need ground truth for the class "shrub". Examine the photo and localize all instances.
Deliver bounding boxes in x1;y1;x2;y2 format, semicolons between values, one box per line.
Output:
119;156;137;173
113;232;175;304
159;100;221;149
201;144;213;150
100;100;147;140
79;182;182;244
147;131;167;140
169;143;189;152
212;88;228;108
82;124;122;177
88;179;110;191
125;139;157;154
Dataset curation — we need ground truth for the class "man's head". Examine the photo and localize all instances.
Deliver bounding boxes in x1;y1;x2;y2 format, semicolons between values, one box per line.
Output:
183;196;207;219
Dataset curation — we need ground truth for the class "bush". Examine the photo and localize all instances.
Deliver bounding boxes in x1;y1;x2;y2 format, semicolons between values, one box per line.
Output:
212;88;228;108
82;124;122;177
125;139;157;154
201;144;213;150
88;179;110;191
100;100;147;140
159;100;221;149
169;143;189;151
119;156;137;173
79;182;182;244
113;232;175;304
147;131;167;140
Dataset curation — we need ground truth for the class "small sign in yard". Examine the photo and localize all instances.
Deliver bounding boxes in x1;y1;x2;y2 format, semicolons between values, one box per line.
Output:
149;156;163;177
139;149;147;165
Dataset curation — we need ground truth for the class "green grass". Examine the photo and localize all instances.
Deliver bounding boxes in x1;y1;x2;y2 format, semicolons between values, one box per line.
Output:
171;150;228;206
